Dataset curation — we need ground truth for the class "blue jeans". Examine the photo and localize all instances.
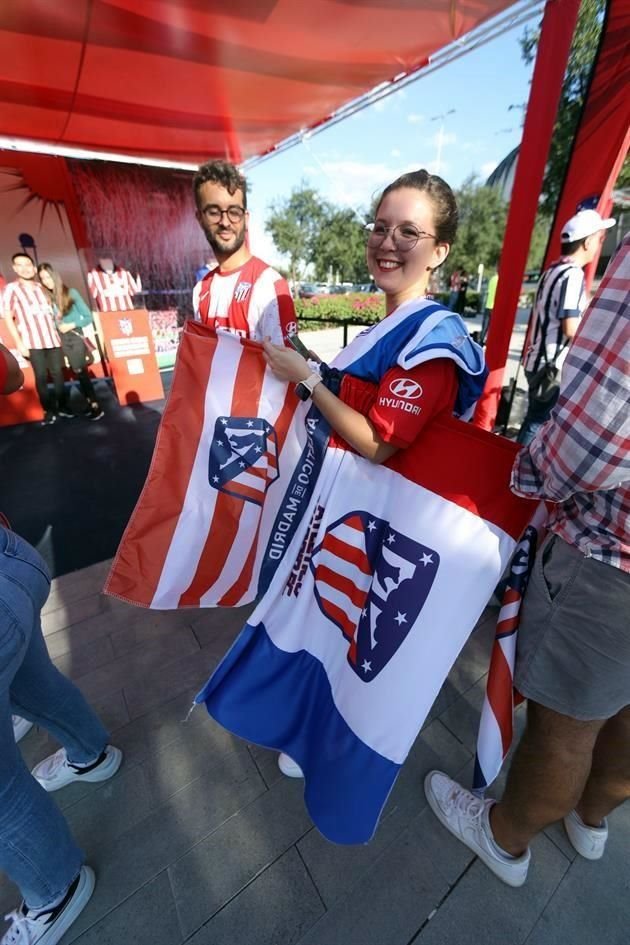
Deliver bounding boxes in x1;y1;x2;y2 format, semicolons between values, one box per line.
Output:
0;528;108;907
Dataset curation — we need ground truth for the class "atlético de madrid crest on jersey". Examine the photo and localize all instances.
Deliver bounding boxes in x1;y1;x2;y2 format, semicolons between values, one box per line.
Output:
208;416;279;505
310;511;439;680
233;281;252;303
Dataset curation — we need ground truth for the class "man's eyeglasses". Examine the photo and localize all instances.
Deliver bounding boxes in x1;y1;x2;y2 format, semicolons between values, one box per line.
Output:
364;222;437;252
201;205;246;224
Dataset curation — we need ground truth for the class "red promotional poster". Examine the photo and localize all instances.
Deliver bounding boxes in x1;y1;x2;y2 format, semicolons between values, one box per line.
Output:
98;309;164;404
149;310;182;369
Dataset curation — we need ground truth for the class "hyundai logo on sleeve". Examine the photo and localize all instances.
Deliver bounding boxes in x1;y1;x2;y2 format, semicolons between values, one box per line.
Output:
388;378;423;400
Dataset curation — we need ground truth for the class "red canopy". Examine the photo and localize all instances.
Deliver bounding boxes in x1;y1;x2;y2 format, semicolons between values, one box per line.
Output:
1;0;517;164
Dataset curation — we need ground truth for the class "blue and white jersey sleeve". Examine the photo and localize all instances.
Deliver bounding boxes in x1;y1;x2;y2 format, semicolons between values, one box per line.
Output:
332;298;487;417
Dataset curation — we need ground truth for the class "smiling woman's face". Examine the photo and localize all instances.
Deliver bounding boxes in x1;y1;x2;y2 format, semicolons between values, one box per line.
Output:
367;187;449;312
38;269;55;291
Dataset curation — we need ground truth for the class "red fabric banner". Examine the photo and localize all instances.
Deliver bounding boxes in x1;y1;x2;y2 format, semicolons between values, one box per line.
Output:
0;0;519;164
542;0;630;288
473;0;582;431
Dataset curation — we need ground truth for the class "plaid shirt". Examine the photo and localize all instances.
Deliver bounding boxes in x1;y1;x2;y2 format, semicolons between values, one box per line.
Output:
511;232;630;572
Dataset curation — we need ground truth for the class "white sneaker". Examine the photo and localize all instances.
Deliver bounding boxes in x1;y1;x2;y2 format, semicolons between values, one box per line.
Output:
12;716;33;743
31;745;123;792
2;864;95;945
278;753;304;778
424;770;531;887
564;809;608;860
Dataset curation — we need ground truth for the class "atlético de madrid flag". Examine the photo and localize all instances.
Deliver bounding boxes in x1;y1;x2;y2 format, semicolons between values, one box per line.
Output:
105;320;327;608
106;319;534;843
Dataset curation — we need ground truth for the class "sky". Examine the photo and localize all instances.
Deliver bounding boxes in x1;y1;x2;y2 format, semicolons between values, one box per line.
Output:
245;24;536;267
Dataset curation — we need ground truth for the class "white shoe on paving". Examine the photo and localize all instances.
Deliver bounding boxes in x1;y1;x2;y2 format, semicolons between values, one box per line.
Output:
31;745;123;792
564;809;608;860
1;864;95;945
278;753;304;778
12;716;33;743
424;770;531;887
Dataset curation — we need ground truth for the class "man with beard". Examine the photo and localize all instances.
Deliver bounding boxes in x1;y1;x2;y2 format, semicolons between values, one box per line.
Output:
3;253;72;424
192;160;297;343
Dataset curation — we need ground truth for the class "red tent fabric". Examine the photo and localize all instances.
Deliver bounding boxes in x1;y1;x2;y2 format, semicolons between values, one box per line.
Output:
0;0;517;164
474;0;629;430
541;0;630;287
473;0;581;430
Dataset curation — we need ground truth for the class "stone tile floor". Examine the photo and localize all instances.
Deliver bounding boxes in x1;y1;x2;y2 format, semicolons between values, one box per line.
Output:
3;561;629;945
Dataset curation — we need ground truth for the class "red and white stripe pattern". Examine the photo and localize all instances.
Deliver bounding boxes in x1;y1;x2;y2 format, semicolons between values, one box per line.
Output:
193;256;296;344
473;501;548;793
3;281;60;350
105;323;304;610
313;513;373;645
87;268;142;312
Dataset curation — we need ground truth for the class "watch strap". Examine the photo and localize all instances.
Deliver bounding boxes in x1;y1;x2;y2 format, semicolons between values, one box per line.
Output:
294;371;322;401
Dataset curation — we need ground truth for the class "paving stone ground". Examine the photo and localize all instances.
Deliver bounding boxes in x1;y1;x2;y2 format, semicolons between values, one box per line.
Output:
3;563;629;945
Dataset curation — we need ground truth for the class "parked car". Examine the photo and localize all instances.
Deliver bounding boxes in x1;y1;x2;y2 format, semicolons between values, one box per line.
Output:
328;284;352;294
352;282;381;292
298;282;329;298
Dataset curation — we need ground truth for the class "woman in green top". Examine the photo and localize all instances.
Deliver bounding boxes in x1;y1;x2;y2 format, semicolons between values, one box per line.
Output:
37;264;104;421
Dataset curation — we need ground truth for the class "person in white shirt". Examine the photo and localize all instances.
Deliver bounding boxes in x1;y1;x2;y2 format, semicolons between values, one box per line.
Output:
3;253;71;425
517;209;615;445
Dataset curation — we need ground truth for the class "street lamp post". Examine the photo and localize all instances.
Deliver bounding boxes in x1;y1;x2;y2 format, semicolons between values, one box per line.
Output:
430;109;455;174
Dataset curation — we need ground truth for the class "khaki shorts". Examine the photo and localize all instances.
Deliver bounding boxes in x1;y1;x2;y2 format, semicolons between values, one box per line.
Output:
514;533;630;720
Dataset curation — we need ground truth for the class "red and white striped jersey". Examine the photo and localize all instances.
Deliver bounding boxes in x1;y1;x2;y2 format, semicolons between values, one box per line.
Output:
87;268;142;312
192;256;297;344
3;280;60;350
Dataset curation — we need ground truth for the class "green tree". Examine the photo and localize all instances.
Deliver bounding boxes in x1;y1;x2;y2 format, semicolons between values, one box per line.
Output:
313;208;370;283
445;176;508;278
265;185;330;285
526;212;552;272
520;0;608;214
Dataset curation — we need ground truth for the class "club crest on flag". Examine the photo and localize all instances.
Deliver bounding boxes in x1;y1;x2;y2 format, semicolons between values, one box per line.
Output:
208;416;279;506
118;318;133;336
310;511;439;680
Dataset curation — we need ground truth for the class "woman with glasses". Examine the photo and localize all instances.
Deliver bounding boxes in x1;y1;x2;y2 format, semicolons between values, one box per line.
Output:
37;264;104;421
263;168;486;777
264;168;485;465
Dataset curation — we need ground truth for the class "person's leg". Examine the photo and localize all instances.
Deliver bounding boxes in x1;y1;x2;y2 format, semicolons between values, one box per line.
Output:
0;533;84;908
499;536;630;852
489;701;604;855
576;704;630;826
426;538;629;882
76;368;98;404
0;684;84;908
64;336;102;416
46;346;70;414
28;348;52;412
3;530;109;764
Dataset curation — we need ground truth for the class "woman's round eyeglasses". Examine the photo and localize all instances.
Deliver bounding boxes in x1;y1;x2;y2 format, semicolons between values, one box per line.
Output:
364;222;437;252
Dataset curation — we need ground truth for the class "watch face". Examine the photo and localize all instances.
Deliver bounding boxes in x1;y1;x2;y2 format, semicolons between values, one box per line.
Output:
295;382;310;401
